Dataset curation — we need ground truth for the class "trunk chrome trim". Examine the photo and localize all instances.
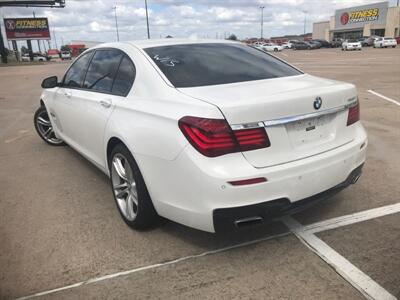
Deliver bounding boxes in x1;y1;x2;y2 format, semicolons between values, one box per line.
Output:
230;102;357;130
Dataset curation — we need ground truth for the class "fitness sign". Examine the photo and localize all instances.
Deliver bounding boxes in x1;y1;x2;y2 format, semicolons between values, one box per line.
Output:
335;2;388;30
3;17;50;40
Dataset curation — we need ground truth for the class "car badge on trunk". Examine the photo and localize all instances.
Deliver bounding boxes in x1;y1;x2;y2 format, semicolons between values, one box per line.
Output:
314;97;322;110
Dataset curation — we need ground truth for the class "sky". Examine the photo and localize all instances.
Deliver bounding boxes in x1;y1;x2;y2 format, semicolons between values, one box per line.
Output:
0;0;398;51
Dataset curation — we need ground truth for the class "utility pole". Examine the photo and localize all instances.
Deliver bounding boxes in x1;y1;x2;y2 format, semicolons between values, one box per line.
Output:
33;11;42;53
259;6;265;40
145;0;150;39
53;29;58;49
303;10;308;36
112;5;119;42
0;21;7;63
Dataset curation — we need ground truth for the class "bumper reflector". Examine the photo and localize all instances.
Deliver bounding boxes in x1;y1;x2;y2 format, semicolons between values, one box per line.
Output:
228;177;267;186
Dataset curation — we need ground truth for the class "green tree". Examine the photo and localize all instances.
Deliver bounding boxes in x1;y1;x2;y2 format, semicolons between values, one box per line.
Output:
227;34;238;41
60;45;71;52
21;46;29;54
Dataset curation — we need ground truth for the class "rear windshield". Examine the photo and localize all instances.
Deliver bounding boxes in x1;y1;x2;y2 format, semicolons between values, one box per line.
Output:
144;43;302;88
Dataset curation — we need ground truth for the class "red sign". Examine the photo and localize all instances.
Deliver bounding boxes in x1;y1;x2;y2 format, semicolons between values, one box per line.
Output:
340;12;349;25
3;18;50;40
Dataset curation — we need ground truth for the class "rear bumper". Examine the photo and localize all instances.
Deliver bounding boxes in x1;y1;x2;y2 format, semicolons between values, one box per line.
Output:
213;164;363;232
137;123;367;233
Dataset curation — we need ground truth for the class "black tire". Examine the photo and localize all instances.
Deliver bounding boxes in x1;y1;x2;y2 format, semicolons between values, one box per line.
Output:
34;105;66;146
109;144;159;230
274;48;278;52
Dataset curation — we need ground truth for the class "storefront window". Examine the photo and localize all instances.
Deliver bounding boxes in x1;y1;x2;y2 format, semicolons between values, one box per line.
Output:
371;29;385;37
333;30;363;40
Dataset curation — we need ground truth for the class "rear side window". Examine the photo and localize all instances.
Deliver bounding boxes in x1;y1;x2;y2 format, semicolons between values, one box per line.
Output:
112;56;136;96
83;49;123;93
63;51;93;88
144;43;301;88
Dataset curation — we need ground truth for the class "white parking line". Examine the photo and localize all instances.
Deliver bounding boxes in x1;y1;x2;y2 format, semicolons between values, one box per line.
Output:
301;202;400;234
15;232;290;300
284;217;396;300
367;90;400;107
16;203;400;300
283;202;400;300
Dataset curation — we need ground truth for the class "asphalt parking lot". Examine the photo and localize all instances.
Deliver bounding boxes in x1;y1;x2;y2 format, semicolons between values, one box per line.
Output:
0;46;399;299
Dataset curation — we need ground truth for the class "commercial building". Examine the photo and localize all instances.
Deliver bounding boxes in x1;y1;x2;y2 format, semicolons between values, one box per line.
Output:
67;40;103;56
313;1;400;41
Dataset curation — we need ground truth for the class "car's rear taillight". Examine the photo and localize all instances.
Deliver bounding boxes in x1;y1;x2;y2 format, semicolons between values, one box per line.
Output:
233;128;270;151
347;101;360;126
178;116;270;157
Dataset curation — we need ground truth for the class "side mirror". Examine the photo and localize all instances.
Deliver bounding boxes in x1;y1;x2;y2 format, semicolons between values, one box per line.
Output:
41;76;59;89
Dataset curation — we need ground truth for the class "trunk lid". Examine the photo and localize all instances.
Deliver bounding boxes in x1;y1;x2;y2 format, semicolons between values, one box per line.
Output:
178;74;358;168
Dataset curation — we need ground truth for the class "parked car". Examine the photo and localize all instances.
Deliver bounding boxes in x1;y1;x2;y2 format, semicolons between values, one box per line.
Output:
21;53;47;62
331;38;344;48
61;51;72;60
34;40;367;233
261;43;283;52
282;40;298;49
342;39;362;51
373;37;397;48
362;36;380;47
360;38;370;47
21;54;30;62
308;41;321;49
292;41;311;50
312;39;331;48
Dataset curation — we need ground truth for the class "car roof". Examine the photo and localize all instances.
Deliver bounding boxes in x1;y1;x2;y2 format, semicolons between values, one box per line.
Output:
92;38;240;51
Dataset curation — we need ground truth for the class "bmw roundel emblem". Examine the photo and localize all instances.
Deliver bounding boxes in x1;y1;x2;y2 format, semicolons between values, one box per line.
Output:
314;97;322;110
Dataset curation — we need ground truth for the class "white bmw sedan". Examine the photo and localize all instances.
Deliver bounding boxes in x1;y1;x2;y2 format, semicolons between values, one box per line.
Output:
34;39;367;232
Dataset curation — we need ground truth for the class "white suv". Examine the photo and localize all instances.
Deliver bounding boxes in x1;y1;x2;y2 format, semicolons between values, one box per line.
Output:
373;37;397;48
61;51;72;60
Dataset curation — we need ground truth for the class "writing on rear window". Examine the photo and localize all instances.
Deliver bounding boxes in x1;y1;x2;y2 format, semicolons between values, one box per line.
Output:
145;43;302;88
153;54;180;67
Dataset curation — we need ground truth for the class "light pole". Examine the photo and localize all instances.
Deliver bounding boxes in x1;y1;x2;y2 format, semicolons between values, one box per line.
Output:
259;6;265;40
145;0;150;39
112;5;120;42
33;11;42;53
303;10;307;36
53;29;58;49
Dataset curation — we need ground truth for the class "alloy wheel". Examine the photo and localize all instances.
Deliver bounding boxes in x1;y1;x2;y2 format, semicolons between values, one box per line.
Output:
36;109;64;145
111;153;138;221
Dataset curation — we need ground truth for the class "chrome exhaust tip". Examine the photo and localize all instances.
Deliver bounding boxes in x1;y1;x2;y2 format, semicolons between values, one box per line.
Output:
234;216;263;228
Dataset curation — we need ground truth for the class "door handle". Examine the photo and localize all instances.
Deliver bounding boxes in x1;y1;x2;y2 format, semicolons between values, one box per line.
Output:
64;91;72;98
100;99;112;108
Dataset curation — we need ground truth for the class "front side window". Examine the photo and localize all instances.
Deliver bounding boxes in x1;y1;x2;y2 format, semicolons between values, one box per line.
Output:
63;51;93;88
144;43;301;88
112;56;136;96
83;49;123;93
